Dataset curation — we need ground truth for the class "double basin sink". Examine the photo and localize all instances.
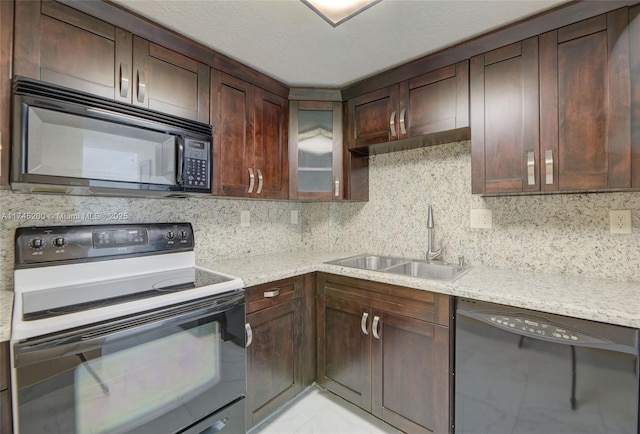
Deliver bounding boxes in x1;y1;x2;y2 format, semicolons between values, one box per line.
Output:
326;254;470;282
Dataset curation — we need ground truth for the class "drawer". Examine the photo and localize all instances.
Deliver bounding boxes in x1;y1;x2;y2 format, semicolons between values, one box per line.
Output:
246;276;303;314
317;273;450;326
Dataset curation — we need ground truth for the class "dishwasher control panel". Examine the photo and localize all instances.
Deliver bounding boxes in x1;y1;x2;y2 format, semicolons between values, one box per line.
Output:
486;314;588;343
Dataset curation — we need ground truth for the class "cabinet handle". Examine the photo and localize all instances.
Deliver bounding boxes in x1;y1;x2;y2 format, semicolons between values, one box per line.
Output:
389;111;397;137
527;152;535;185
119;63;130;98
399;109;407;135
248;168;255;193
334;179;340;197
136;69;146;103
372;315;381;340
263;289;280;298
361;312;370;335
545;150;554;185
245;323;253;348
256;169;263;194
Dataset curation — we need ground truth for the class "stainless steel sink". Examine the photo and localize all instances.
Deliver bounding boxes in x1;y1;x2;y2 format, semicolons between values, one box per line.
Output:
326;255;404;270
385;260;468;281
326;254;470;281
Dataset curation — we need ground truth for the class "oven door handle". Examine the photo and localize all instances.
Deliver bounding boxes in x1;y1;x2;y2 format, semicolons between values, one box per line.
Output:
14;291;245;368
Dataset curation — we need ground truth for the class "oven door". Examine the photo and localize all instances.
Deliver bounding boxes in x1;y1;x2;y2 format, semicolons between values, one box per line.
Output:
12;291;246;434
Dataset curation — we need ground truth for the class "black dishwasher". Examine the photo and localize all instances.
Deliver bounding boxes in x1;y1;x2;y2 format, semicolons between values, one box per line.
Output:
454;298;639;434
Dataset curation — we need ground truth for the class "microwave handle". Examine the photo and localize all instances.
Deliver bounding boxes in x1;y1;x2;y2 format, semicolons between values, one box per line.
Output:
177;138;185;185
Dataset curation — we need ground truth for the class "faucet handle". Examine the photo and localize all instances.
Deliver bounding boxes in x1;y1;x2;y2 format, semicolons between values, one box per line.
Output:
426;248;442;262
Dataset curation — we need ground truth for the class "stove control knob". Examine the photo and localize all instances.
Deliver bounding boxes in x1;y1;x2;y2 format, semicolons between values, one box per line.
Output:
53;237;66;247
178;230;188;240
166;231;175;240
29;238;44;249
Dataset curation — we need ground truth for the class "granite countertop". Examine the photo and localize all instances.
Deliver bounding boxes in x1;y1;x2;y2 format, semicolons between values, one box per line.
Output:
200;251;640;329
2;251;639;342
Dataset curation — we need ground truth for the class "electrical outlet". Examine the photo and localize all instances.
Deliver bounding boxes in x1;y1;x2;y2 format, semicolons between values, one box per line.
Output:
470;209;492;229
240;210;250;227
610;210;632;234
291;210;300;225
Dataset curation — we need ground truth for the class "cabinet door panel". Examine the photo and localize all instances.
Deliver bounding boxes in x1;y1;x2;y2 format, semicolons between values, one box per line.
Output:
317;295;372;412
211;70;254;197
350;86;397;148
632;5;640;188
471;38;539;194
408;61;469;137
133;37;208;122
541;9;631;191
14;1;128;100
254;88;288;199
372;312;449;434
246;299;301;427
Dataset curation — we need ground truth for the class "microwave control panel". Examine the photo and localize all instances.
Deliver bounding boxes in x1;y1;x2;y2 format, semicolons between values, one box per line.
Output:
183;139;210;189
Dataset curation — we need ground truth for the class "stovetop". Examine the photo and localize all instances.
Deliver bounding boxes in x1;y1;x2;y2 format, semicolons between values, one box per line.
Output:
12;223;244;341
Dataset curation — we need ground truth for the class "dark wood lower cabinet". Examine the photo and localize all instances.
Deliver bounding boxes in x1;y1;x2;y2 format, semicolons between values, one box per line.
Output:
245;275;315;430
1;341;12;434
317;273;451;434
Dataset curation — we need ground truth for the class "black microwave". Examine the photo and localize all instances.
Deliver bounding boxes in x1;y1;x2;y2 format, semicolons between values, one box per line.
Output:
11;77;213;198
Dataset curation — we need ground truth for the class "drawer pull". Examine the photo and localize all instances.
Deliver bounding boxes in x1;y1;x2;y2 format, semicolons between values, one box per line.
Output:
361;312;370;335
245;323;253;348
372;315;381;340
263;289;280;298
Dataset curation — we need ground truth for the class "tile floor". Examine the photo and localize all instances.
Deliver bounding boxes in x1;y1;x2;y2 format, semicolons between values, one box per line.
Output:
250;385;403;434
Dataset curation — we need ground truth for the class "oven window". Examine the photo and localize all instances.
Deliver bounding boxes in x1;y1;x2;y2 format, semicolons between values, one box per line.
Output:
14;304;246;434
27;107;176;185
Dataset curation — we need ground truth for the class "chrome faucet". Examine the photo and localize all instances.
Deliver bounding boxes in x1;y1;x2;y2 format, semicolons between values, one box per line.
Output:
426;205;442;262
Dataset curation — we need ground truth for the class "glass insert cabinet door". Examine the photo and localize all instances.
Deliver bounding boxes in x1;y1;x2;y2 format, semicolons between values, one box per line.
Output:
289;101;343;200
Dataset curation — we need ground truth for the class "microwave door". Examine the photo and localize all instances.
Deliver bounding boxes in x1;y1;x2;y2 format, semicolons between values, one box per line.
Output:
25;106;178;188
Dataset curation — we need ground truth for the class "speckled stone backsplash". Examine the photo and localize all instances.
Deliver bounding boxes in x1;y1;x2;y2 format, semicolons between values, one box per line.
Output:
0;191;302;290
302;140;640;282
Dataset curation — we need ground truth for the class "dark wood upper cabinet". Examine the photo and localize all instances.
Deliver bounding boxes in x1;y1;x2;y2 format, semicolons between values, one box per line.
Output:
540;8;632;192
473;8;635;195
471;38;540;195
211;70;288;199
345;61;469;154
317;273;451;434
132;37;210;123
13;1;209;122
632;5;640;189
289;100;344;201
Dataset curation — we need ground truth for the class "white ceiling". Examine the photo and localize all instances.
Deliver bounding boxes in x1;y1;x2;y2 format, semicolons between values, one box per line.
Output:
114;0;568;88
